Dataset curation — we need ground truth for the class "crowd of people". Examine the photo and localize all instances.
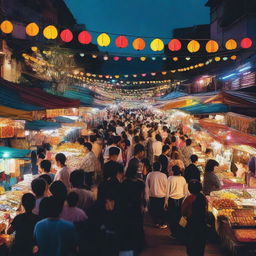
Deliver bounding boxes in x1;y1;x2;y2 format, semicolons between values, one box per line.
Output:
4;108;225;256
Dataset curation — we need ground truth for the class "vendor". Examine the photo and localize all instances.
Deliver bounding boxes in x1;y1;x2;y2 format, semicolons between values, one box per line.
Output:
247;156;256;187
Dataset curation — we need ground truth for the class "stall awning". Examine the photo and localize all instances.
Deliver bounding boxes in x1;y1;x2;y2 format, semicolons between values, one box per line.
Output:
0;105;33;120
159;91;188;101
25;120;61;131
160;99;196;111
0;146;30;159
62;90;93;107
199;120;256;148
55;116;75;123
180;103;228;114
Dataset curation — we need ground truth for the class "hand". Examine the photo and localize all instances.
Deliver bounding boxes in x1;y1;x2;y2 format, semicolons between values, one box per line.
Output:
164;202;168;209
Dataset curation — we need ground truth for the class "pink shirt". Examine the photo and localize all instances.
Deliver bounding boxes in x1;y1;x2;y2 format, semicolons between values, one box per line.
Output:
60;206;88;223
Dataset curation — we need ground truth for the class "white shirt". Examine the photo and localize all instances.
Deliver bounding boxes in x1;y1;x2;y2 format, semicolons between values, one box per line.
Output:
116;126;125;136
145;171;167;200
166;176;188;201
103;145;123;164
54;166;71;190
152;141;163;157
80;151;99;173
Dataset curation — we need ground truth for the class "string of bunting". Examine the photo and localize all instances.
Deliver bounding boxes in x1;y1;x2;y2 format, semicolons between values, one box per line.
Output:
1;20;254;53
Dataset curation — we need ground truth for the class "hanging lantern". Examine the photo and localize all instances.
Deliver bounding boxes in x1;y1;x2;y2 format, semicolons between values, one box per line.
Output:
162;72;167;75
80;53;85;57
185;57;191;61
78;31;92;44
240;38;252;49
150;38;164;51
103;56;109;61
43;25;58;39
126;57;132;61
173;57;178;62
0;20;13;34
31;46;38;52
124;75;129;78
133;74;137;77
215;57;221;62
113;56;119;61
206;40;219;53
140;57;146;61
141;74;146;77
223;57;228;61
152;57;156;61
92;55;97;58
151;73;156;76
26;23;39;37
97;33;111;47
162;57;167;60
168;39;182;51
115;35;128;48
132;38;146;51
171;70;176;73
231;55;237;60
187;40;200;53
60;29;73;43
225;39;237;50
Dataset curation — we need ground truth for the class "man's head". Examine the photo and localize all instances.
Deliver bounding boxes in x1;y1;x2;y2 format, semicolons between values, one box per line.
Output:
31;178;46;198
84;142;92;153
39;196;63;219
49;181;67;203
190;154;198;164
22;193;36;213
186;139;192;147
70;169;84;188
155;134;162;142
55;153;66;168
67;191;79;207
134;143;145;159
153;162;161;172
109;146;121;161
162;145;170;155
188;180;202;195
40;160;51;173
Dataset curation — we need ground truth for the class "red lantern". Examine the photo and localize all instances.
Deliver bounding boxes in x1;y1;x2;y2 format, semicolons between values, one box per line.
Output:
168;39;182;51
115;36;128;48
240;38;252;49
60;29;73;43
78;31;92;44
126;57;132;61
113;56;119;61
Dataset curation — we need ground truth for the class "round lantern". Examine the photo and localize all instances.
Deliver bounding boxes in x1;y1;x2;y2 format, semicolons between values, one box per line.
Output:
187;40;200;53
140;57;146;61
150;38;164;51
26;23;39;37
168;39;182;51
126;57;132;61
97;33;111;47
231;55;237;60
133;74;137;78
206;40;219;53
162;57;167;60
31;46;38;52
151;73;156;76
152;57;156;61
78;31;92;44
1;20;13;34
225;39;237;50
132;38;146;51
103;56;109;61
60;29;73;43
113;56;119;61
141;74;146;77
240;38;252;49
173;57;178;62
215;57;221;62
185;57;191;61
162;72;167;75
115;35;128;48
43;25;58;39
92;55;97;58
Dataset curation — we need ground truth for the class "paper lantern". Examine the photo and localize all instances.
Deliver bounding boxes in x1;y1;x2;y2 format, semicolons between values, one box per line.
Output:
97;33;111;47
151;73;156;76
171;70;176;73
60;29;73;43
92;55;97;58
150;38;164;51
113;56;119;61
126;57;132;61
133;74;137;78
43;25;58;39
141;74;146;77
103;56;109;61
225;39;237;50
240;38;252;49
115;35;128;48
173;57;178;62
162;72;167;75
152;57;156;61
187;40;200;53
206;40;219;53
215;57;221;62
168;39;182;51
140;57;146;61
78;31;92;44
231;55;237;60
223;57;228;61
185;57;191;61
31;46;38;52
1;20;13;34
26;23;39;37
132;38;146;51
162;57;167;60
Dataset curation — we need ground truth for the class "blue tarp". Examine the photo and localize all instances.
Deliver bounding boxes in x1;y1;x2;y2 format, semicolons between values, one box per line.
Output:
55;116;75;123
25;120;61;131
63;90;93;107
179;103;228;114
159;91;188;101
0;146;30;159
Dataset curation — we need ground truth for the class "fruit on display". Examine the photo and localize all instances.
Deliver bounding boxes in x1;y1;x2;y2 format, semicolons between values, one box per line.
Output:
219;192;238;200
229;209;256;226
212;199;238;209
234;229;256;242
218;209;234;217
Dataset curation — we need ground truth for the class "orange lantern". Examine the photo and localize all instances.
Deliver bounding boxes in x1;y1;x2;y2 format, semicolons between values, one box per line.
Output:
162;71;167;75
97;33;111;47
187;40;200;53
168;39;182;51
215;57;221;62
206;40;219;53
173;57;178;62
26;23;39;37
43;25;58;39
140;57;146;61
150;38;164;51
231;55;237;60
133;38;146;51
1;20;13;34
115;36;128;48
225;39;237;50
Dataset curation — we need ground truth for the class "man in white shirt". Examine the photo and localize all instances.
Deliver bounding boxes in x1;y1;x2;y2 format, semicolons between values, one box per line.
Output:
103;136;123;164
90;135;102;160
152;134;163;161
181;139;194;167
145;162;167;228
116;121;125;136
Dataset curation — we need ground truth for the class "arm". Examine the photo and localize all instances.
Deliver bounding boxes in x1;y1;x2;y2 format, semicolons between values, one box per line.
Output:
165;178;170;206
145;174;150;201
213;174;221;190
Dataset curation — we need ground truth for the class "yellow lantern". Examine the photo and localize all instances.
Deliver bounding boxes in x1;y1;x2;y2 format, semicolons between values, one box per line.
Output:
31;46;38;52
215;57;221;62
150;38;164;51
225;39;237;50
115;75;119;79
1;20;13;34
231;55;237;60
140;57;146;61
43;25;58;39
173;57;178;62
26;23;39;37
187;40;200;53
206;40;219;53
97;33;111;47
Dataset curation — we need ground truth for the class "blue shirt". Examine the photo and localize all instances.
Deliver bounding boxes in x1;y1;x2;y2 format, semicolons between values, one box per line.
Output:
34;219;77;256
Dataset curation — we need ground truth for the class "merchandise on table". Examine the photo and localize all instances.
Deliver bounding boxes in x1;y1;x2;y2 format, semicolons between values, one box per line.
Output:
234;229;256;242
212;199;238;210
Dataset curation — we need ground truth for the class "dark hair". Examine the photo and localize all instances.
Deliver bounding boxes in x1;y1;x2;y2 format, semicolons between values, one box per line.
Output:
84;142;92;151
113;136;121;145
180;136;185;142
90;135;97;143
164;137;171;145
186;139;192;146
124;139;131;147
155;134;162;142
134;136;140;144
173;152;180;160
153;162;161;172
107;138;113;146
39;196;63;219
50;181;67;203
205;148;213;155
67;192;79;207
70;169;85;188
43;143;52;151
39;174;52;185
55;153;66;165
172;146;178;152
38;153;45;160
188;180;203;195
141;158;152;172
162;145;170;153
171;136;176;143
77;137;85;145
172;165;181;176
190;154;198;163
37;147;46;155
205;159;219;173
31;178;46;197
22;193;36;212
40;160;51;173
134;143;145;155
125;164;138;179
109;146;120;156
